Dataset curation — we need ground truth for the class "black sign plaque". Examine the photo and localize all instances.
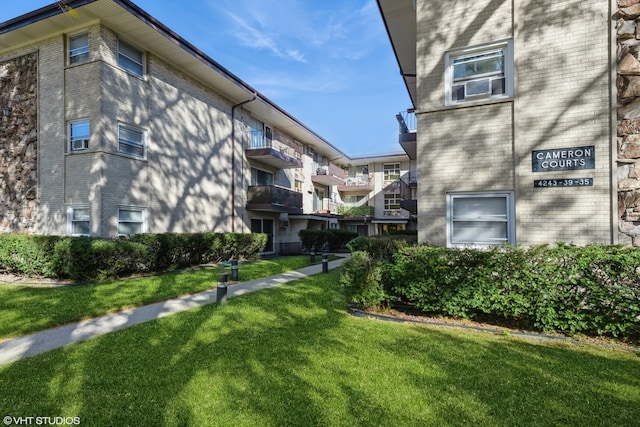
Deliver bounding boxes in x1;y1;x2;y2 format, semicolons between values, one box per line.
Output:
532;146;595;172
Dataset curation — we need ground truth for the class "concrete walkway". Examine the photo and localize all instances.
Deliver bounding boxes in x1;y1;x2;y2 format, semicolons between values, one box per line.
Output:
0;256;347;365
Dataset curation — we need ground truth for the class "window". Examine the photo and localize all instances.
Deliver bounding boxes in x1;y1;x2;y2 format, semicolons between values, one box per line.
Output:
118;123;146;158
251;218;274;252
69;33;89;64
70;120;90;151
295;180;303;193
67;206;90;236
447;192;515;247
251;168;274;186
384;193;401;211
383;163;401;182
117;39;144;77
118;207;147;235
248;119;274;149
445;39;513;106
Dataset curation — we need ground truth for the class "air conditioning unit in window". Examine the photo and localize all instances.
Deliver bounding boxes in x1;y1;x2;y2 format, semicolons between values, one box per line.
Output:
72;139;89;151
464;78;491;98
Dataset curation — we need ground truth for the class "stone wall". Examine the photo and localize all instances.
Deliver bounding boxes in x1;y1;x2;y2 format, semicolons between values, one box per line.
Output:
0;53;38;233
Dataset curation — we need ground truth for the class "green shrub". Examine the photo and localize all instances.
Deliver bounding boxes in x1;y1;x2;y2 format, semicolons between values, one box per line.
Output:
220;233;267;261
346;236;409;263
299;229;358;252
340;251;387;309
387;244;640;340
327;229;358;251
0;232;267;281
0;234;61;277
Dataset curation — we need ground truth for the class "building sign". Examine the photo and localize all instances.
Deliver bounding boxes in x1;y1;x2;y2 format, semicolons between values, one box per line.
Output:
532;146;595;172
534;178;593;188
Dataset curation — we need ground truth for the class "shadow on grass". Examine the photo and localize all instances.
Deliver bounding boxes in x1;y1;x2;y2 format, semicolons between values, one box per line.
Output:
0;268;221;339
382;327;640;425
0;269;639;426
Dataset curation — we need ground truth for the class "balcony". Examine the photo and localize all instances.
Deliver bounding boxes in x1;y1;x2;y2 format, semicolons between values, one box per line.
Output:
313;198;343;215
246;185;303;214
400;199;417;213
312;162;346;186
396;109;416;160
399;171;418;214
338;205;375;217
337;175;373;193
245;130;303;169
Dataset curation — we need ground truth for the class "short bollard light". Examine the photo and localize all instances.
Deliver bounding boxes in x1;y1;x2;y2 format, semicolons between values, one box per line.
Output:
217;273;229;306
322;254;329;273
231;259;239;281
310;250;316;263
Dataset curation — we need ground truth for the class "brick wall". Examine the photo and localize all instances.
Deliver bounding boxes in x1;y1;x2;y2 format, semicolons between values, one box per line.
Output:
416;0;613;246
515;0;611;245
38;36;67;235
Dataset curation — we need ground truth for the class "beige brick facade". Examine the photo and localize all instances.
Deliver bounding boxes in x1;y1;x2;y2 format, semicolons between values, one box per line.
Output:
415;0;614;246
1;1;413;249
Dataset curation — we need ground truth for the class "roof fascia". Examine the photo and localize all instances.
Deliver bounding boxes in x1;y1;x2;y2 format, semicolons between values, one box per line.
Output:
0;0;97;35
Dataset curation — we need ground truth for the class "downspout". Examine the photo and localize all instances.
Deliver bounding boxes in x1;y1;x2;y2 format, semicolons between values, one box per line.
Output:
230;93;257;233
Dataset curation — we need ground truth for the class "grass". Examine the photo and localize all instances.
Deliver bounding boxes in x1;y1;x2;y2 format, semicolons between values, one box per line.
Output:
0;269;639;426
0;255;335;339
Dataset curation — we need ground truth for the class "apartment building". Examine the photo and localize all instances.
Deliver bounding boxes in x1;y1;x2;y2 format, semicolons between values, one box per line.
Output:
377;0;639;247
0;0;415;254
309;153;417;238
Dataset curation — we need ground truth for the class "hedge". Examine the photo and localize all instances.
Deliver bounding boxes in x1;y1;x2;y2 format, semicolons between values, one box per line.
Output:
0;232;267;281
299;229;358;252
341;240;640;340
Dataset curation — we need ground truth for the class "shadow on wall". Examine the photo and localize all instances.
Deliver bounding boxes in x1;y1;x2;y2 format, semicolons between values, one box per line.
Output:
417;0;611;245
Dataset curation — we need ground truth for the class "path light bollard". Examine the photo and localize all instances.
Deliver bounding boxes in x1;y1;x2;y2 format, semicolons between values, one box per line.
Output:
310;250;316;263
231;259;239;281
322;254;329;273
217;273;228;306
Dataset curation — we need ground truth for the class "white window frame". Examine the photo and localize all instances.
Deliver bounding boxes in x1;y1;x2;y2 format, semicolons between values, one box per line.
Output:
67;205;91;236
118;123;146;159
117;207;148;236
383;163;401;182
445;39;514;107
69;119;90;152
68;32;89;65
384;193;401;211
446;192;515;248
117;39;145;77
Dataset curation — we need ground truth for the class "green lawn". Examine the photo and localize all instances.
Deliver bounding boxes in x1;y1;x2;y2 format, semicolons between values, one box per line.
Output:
1;269;639;426
0;255;332;339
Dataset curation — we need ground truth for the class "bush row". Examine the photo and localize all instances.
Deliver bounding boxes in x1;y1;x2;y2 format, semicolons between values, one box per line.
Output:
0;232;267;281
298;229;359;252
341;240;640;340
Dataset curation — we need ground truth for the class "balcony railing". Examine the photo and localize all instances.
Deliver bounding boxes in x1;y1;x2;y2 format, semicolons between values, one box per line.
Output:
314;198;343;215
338;205;375;217
396;109;416;133
396;109;417;160
314;162;345;178
312;161;346;186
338;175;374;192
246;130;303;168
246;185;303;214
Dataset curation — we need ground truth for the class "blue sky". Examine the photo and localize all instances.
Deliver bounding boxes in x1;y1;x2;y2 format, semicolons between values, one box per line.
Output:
1;0;412;156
